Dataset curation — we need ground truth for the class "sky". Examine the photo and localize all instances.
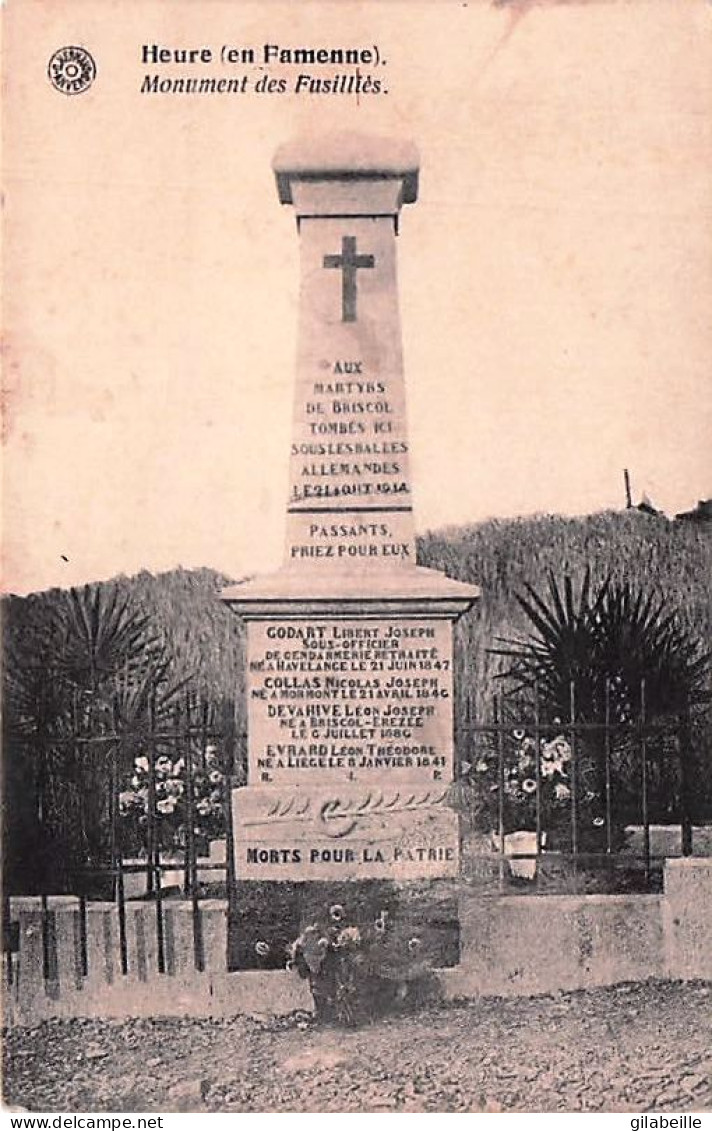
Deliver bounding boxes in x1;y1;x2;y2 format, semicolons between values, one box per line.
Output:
3;0;711;595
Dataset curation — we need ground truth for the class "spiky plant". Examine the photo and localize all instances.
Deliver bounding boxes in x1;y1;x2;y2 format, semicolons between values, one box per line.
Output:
592;582;710;721
492;569;601;721
55;585;163;698
494;569;710;724
2;584;188;892
492;570;710;835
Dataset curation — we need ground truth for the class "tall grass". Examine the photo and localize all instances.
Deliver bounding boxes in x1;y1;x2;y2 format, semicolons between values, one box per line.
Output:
5;510;710;725
417;510;712;719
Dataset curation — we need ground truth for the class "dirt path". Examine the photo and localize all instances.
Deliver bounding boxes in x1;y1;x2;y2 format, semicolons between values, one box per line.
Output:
3;980;711;1113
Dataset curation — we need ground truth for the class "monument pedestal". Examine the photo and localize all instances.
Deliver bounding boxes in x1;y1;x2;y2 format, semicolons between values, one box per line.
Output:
223;565;477;883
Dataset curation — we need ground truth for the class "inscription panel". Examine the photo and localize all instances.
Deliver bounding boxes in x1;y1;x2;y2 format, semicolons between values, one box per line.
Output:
286;214;417;567
286;358;415;566
288;371;412;513
247;617;454;787
287;511;416;569
233;784;459;881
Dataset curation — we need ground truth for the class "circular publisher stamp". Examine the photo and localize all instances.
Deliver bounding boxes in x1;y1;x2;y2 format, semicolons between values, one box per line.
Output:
48;46;96;95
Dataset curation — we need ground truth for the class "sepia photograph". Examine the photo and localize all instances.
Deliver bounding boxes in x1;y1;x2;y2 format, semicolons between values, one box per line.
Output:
2;0;711;1117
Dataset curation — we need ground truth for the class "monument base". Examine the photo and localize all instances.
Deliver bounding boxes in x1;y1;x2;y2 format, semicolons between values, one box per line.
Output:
222;564;477;883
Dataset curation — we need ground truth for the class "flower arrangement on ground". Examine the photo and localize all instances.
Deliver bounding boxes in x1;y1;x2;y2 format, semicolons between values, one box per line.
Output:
286;902;433;1026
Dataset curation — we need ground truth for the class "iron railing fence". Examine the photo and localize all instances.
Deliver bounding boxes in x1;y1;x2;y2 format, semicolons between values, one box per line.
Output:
3;691;243;981
455;679;695;887
2;680;702;985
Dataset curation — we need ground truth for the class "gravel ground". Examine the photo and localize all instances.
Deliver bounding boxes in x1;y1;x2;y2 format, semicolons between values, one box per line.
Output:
3;980;711;1113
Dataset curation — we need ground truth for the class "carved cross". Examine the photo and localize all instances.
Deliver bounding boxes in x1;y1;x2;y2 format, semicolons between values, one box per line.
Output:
323;236;375;322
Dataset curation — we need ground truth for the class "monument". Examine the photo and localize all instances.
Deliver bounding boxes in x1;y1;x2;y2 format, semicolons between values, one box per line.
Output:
222;135;479;885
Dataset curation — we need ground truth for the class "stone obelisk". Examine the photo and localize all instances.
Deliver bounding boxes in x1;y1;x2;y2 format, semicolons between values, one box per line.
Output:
222;135;479;882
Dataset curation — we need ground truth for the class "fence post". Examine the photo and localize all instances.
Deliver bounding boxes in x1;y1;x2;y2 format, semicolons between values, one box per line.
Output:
50;895;83;995
3;893;15;990
84;902;120;988
148;694;165;974
640;679;650;881
494;696;505;891
183;693;204;972
77;895;88;978
12;897;46;1016
604;679;613;855
569;681;578;888
40;894;53;986
679;704;694;856
534;684;542;856
223;698;239;971
110;711;128;975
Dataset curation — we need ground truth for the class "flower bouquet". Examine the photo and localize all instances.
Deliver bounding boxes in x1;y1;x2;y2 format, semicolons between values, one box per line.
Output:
119;745;226;854
287;903;430;1025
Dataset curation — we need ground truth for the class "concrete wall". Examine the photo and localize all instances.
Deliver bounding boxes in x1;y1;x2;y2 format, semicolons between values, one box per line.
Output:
663;858;712;982
442;859;712;1000
4;859;710;1024
3;897;311;1026
442;893;665;999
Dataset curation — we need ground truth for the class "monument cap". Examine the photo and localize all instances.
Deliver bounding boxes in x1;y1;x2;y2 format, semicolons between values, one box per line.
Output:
273;132;419;206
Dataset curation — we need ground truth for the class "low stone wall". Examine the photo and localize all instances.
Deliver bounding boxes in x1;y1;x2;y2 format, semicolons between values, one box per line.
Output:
663;858;712;982
441;892;665;999
4;859;710;1024
4;896;312;1025
442;858;712;1000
